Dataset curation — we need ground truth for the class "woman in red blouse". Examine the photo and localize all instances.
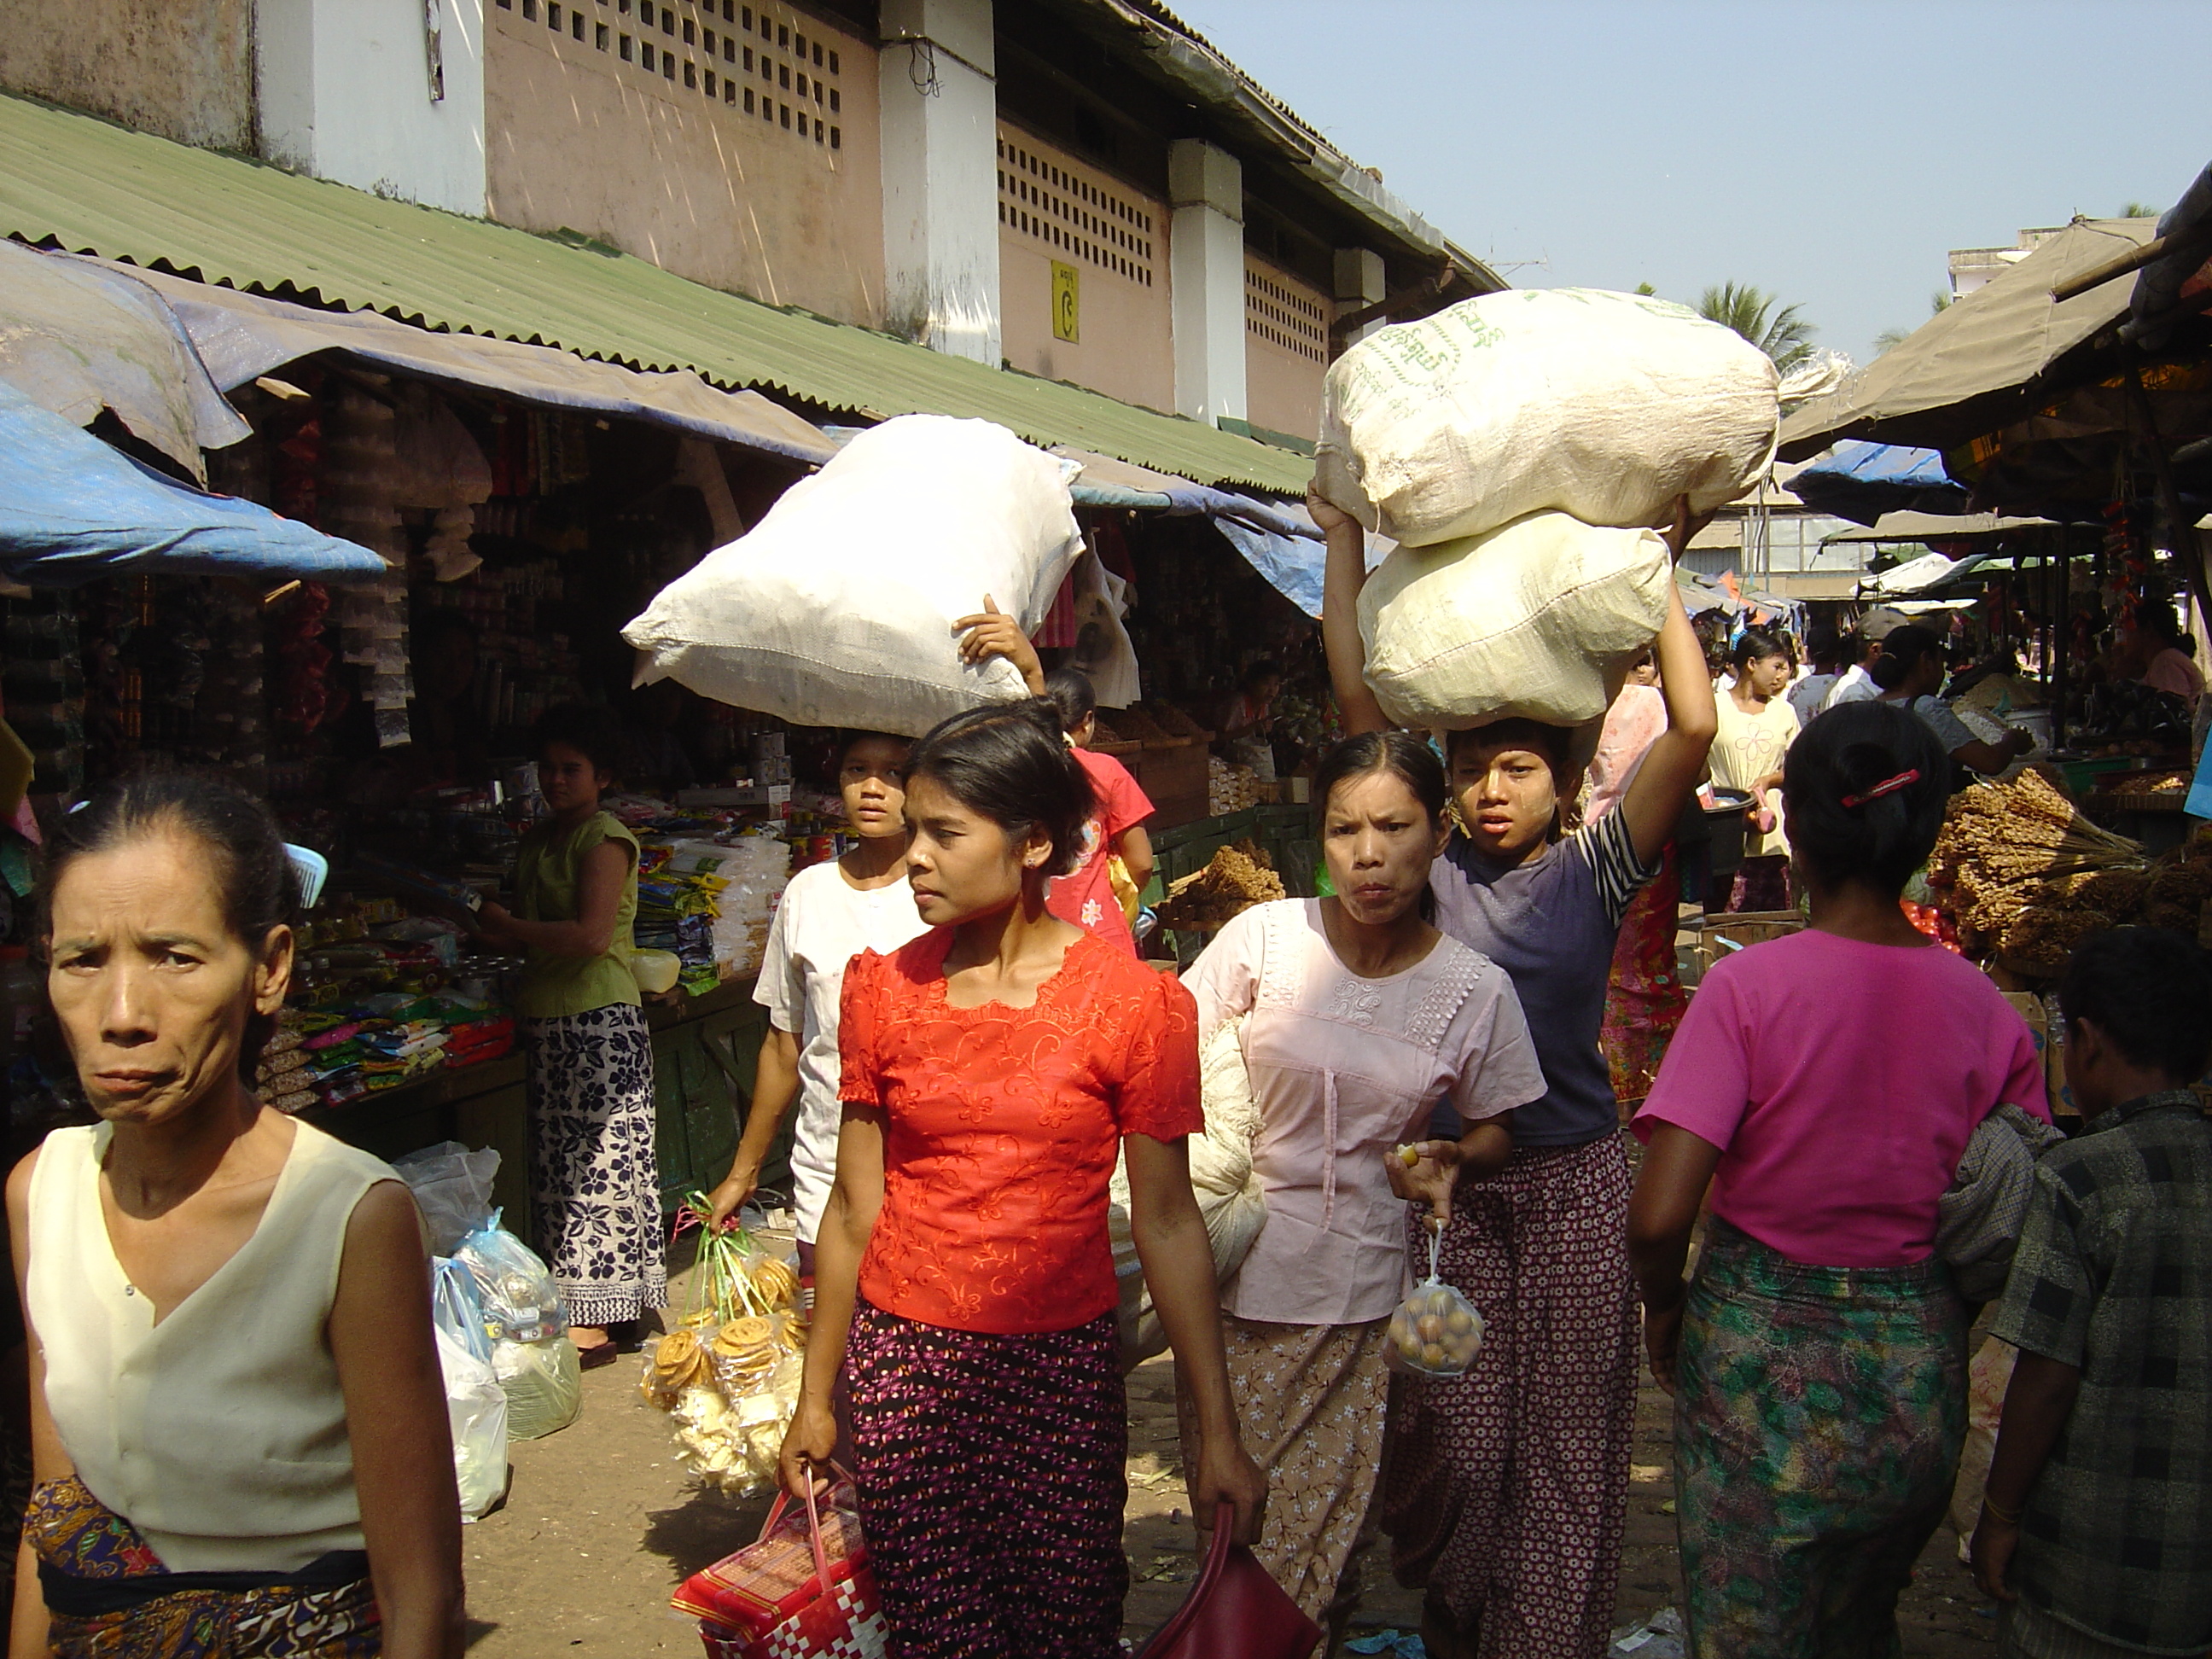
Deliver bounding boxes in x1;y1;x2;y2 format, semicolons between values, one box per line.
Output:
779;699;1266;1658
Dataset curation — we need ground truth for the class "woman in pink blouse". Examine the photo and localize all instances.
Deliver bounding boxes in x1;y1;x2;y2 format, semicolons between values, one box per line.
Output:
1181;732;1545;1634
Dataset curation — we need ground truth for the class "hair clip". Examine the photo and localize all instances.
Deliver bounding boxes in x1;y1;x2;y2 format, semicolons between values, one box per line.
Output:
1840;768;1920;809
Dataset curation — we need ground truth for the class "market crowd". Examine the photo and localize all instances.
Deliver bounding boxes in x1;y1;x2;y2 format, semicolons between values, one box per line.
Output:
2;524;2206;1659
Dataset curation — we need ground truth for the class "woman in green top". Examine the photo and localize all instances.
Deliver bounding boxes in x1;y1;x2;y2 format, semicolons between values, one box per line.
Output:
476;704;662;1363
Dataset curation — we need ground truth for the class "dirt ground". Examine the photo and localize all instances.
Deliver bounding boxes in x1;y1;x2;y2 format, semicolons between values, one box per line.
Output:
459;1238;2004;1656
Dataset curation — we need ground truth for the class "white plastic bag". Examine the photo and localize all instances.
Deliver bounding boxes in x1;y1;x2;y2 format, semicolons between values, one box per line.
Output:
492;1336;582;1442
436;1324;509;1518
1316;288;1780;547
622;414;1084;736
392;1141;499;1258
430;1258;508;1519
1385;1225;1484;1378
1356;512;1674;731
1109;1016;1266;1369
452;1214;568;1344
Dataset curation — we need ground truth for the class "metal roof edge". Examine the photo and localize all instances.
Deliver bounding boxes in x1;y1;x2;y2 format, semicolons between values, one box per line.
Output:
0;91;1314;495
1082;0;1492;282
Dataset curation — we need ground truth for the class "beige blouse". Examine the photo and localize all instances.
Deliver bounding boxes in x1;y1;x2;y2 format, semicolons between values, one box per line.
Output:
26;1118;400;1571
1183;899;1546;1325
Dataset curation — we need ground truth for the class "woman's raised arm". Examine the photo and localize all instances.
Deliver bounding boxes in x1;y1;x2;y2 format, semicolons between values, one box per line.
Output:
1308;486;1389;736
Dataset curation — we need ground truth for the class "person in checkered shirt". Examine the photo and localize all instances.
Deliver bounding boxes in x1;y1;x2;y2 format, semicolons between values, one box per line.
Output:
1971;927;2212;1659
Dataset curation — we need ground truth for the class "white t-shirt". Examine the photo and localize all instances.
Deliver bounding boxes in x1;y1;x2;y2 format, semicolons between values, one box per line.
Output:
753;859;930;1241
1824;664;1877;709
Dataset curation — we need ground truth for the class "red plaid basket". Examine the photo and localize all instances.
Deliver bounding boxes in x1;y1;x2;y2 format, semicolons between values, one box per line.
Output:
675;1473;886;1659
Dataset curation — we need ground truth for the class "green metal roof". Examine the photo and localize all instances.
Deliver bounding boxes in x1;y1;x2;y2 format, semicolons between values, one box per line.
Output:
0;92;1313;496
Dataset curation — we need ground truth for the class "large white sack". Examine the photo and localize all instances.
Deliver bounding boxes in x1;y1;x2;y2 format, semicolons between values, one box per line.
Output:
622;415;1082;736
1316;288;1780;547
1358;512;1674;731
1109;1016;1266;1371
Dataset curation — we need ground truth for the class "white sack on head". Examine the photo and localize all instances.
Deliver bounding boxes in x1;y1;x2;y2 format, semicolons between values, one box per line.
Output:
1316;288;1780;548
622;414;1082;736
1357;512;1674;732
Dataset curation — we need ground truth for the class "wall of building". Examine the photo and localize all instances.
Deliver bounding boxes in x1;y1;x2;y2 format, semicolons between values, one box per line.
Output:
1243;251;1330;445
0;1;254;152
258;0;486;215
486;0;882;328
996;120;1172;412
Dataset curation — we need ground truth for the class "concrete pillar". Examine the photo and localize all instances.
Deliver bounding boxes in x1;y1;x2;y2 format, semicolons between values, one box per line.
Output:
1168;138;1246;426
255;0;486;216
1334;247;1386;345
878;0;1000;364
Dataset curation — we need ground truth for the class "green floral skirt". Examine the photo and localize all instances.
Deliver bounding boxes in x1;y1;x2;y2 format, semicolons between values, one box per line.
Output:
1674;1219;1968;1659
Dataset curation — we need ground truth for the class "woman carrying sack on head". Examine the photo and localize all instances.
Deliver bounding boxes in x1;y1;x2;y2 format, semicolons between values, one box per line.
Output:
1627;701;2047;1655
778;700;1266;1659
13;773;462;1657
1178;731;1545;1638
703;731;928;1266
1315;488;1717;1659
473;703;661;1365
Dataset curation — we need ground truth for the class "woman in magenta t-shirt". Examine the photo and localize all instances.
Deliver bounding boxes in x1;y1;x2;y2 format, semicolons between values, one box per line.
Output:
1043;668;1155;953
1627;701;2047;1656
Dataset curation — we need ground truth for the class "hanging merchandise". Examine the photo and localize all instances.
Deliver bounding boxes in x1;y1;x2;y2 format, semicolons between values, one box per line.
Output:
321;388;411;748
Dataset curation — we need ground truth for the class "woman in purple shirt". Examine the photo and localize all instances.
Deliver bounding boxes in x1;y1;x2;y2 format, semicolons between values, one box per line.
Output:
1315;490;1716;1659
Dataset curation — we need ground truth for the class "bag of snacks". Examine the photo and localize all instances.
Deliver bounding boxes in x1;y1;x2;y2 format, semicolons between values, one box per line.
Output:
1385;1223;1484;1378
643;1196;809;1495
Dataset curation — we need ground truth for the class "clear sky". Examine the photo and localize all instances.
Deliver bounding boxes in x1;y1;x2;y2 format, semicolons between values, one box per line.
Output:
1167;0;2211;365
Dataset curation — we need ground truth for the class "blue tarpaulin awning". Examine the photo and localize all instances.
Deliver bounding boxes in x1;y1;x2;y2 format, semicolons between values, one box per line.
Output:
0;380;387;587
1787;440;1969;526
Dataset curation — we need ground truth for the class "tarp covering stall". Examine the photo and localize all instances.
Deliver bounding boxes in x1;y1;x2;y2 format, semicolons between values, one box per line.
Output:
0;381;385;587
1787;440;1969;526
1778;218;2157;461
0;239;247;481
116;262;840;468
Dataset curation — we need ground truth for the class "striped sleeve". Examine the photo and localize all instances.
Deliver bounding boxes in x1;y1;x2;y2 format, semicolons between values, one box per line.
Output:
1582;808;1661;930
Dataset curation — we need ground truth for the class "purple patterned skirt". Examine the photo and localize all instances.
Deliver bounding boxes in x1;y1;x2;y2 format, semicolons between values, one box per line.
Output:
846;1301;1127;1659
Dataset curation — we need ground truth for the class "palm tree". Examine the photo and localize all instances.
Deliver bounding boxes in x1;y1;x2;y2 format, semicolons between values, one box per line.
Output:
1872;290;1954;355
2119;201;2159;218
1696;282;1816;372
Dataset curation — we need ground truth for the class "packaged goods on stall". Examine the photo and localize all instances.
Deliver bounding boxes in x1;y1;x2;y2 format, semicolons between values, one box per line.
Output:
1314;288;1780;547
1106;1016;1266;1365
1355;513;1675;731
643;1200;807;1495
1208;757;1262;816
1383;1218;1484;1378
623;415;1084;736
1154;842;1285;933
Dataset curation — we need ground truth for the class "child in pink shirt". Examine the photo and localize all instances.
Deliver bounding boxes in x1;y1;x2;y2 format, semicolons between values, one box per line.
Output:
1043;668;1155;953
1627;699;2048;1656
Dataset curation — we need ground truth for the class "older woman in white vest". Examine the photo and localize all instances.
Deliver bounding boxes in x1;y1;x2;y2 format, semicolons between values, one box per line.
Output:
9;773;462;1658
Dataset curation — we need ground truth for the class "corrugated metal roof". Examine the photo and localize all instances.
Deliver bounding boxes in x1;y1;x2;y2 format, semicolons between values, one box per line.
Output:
0;93;1314;496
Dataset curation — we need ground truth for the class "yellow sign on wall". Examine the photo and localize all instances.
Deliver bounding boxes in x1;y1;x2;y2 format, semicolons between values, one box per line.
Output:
1051;260;1080;343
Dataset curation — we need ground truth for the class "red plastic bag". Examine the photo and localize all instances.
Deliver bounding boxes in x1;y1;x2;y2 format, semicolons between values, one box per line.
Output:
674;1474;886;1659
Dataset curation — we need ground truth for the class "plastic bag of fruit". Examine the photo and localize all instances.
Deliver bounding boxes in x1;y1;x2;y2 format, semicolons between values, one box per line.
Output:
1384;1220;1484;1378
